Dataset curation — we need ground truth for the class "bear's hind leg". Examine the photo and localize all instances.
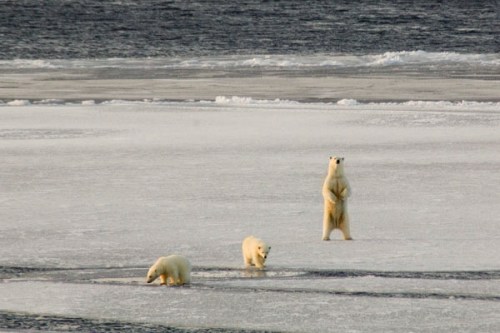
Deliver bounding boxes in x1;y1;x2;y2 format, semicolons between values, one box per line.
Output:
322;214;334;241
180;272;191;285
340;215;353;240
170;270;180;286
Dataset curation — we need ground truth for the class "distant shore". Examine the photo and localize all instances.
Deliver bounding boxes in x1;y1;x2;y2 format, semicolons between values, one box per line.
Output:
1;68;499;103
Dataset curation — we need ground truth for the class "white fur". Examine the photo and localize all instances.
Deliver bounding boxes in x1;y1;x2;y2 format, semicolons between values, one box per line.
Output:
242;236;271;270
146;254;191;286
322;156;352;241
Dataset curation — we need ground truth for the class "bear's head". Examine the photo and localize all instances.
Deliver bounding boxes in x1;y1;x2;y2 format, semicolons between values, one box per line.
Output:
146;266;159;283
257;243;271;260
328;156;345;175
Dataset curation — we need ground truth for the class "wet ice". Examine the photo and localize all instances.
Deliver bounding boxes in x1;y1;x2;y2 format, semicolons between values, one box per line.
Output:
1;99;500;332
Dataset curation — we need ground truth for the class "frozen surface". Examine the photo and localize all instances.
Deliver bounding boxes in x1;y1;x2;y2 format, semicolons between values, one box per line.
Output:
1;100;500;332
1;53;499;103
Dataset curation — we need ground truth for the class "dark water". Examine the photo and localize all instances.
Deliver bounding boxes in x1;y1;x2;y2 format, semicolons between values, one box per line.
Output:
0;311;278;333
0;0;498;59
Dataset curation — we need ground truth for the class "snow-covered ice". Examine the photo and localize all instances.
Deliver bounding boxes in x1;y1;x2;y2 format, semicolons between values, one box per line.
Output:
1;98;499;332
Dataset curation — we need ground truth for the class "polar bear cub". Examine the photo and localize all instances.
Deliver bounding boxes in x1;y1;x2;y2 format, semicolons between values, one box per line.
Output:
322;156;352;241
146;254;191;286
242;236;271;270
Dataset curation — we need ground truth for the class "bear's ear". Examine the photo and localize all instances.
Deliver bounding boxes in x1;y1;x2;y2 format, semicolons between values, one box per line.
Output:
329;156;333;160
268;246;271;250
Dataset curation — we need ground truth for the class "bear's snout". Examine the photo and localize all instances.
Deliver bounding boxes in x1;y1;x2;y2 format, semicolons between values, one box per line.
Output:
336;159;340;164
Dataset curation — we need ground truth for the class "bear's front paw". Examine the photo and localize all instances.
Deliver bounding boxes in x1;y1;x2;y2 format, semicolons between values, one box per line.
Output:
322;237;331;241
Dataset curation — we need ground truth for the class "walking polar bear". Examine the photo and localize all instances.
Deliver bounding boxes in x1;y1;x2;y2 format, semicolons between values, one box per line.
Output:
322;156;352;241
242;236;271;270
146;254;191;286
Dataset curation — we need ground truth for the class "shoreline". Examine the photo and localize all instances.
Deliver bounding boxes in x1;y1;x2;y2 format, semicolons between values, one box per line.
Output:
3;97;500;106
1;69;500;103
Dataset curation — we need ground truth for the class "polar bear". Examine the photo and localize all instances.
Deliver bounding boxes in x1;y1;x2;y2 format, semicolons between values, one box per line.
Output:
146;254;191;286
242;236;271;270
322;156;352;241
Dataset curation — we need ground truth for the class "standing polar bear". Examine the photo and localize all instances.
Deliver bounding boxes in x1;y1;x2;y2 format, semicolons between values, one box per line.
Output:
322;156;352;241
242;236;271;270
146;254;191;286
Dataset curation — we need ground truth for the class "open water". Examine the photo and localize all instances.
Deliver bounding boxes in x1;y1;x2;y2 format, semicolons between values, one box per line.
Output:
1;0;499;59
